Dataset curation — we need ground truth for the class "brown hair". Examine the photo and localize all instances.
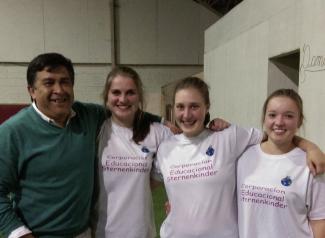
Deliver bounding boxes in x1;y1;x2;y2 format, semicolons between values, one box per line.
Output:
173;77;210;126
262;89;304;127
102;66;150;143
27;53;75;102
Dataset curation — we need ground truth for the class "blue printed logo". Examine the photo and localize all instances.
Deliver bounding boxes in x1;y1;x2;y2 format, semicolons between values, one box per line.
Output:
206;146;215;156
141;146;150;153
281;176;292;186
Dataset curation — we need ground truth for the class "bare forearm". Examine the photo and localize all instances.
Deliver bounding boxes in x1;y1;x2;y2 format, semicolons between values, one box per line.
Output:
21;234;35;238
293;135;319;151
293;136;325;175
310;219;325;238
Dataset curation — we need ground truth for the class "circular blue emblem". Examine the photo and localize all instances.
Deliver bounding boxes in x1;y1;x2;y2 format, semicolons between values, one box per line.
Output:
206;146;214;156
281;176;292;186
141;146;150;153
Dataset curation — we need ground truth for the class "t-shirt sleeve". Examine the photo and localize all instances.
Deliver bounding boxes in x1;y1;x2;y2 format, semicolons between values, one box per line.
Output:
231;125;263;159
150;124;171;182
308;173;325;220
157;124;173;143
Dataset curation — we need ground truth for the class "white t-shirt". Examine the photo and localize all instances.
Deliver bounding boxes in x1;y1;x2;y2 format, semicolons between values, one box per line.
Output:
237;144;325;238
156;125;262;238
96;119;172;238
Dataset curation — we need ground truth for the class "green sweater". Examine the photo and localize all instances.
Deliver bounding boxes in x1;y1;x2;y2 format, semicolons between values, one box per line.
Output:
0;102;105;237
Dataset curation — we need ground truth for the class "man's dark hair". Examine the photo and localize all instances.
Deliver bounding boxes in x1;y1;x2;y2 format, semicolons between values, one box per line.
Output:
27;52;75;87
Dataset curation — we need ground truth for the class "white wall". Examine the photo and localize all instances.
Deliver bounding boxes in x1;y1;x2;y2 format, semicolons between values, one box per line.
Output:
299;0;325;145
0;0;218;115
0;0;110;62
205;19;269;128
205;0;325;145
0;1;44;62
0;65;28;103
118;0;216;64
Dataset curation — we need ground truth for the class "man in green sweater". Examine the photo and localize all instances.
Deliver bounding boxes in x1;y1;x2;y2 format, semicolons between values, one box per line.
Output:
0;53;105;238
0;53;162;238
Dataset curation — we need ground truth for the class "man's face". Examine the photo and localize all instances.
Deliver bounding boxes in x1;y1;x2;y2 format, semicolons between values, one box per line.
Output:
28;66;74;126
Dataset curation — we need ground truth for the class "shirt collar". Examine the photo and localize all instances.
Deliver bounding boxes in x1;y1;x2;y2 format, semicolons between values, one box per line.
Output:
32;102;76;127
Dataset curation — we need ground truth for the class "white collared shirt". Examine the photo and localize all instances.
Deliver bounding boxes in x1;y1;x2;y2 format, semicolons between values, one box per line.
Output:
32;102;76;127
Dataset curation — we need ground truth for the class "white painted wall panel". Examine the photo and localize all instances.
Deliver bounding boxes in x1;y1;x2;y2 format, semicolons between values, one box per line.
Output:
268;1;301;57
205;0;297;53
205;23;268;127
299;0;325;146
0;0;215;65
0;66;29;103
119;0;218;64
118;0;157;63
157;0;200;64
86;0;111;62
0;0;44;61
0;0;110;63
44;0;110;63
204;45;228;118
44;0;89;61
73;65;110;103
0;0;216;116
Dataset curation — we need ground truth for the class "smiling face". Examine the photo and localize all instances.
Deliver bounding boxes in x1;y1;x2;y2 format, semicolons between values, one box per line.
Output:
106;75;140;127
28;66;74;127
174;87;209;138
263;96;301;152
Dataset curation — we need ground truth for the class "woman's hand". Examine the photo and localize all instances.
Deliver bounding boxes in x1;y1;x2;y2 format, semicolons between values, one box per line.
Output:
164;201;171;215
306;148;325;176
21;234;35;238
163;120;182;134
293;136;325;175
208;118;231;131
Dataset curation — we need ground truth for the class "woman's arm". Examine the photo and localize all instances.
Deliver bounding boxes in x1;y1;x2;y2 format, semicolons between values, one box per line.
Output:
310;219;325;238
163;120;182;134
208;118;231;131
293;136;325;175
